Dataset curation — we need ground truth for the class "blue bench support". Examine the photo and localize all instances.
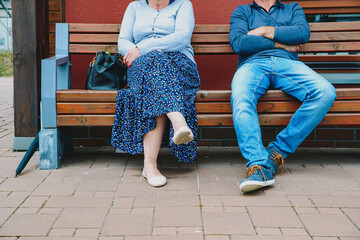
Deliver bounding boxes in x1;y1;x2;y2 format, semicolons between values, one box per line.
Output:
39;23;72;169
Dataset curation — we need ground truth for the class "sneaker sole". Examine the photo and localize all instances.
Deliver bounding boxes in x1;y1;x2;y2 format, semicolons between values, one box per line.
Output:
239;179;275;193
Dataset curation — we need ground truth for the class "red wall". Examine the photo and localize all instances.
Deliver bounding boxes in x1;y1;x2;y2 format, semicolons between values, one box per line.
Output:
66;0;251;89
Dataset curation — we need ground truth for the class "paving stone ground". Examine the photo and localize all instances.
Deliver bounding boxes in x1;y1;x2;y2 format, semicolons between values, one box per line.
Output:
1;77;360;239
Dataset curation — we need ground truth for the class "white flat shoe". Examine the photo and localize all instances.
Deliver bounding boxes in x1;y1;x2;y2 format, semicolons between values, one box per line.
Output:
173;126;193;145
142;170;167;187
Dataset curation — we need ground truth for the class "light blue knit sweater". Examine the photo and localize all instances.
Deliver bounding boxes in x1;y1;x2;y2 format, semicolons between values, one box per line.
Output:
118;0;195;62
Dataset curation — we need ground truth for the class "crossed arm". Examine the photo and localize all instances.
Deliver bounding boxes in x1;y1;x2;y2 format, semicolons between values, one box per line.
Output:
229;4;310;55
247;26;301;53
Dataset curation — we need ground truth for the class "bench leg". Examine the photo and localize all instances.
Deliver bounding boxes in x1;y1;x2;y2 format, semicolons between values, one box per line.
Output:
39;127;73;169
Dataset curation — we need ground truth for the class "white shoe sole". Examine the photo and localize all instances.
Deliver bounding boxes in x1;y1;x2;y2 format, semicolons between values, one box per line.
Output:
173;127;193;145
142;170;167;187
239;179;275;193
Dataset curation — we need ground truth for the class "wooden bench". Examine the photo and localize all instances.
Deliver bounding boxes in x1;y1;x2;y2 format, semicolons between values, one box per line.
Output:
40;14;360;169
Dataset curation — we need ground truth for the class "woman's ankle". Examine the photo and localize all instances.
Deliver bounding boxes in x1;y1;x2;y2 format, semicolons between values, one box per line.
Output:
143;161;162;177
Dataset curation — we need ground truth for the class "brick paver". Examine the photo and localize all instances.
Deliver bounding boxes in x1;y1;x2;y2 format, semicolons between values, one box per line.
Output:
1;77;360;239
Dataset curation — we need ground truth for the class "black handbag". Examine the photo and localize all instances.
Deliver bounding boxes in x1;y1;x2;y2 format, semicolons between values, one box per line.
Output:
85;51;127;90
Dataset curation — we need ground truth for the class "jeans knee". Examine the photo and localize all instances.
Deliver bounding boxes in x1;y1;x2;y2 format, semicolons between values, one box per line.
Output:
316;83;336;107
231;94;254;113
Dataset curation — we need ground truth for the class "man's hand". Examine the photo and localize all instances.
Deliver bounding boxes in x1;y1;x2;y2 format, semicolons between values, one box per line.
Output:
275;42;300;53
123;47;140;67
248;26;275;40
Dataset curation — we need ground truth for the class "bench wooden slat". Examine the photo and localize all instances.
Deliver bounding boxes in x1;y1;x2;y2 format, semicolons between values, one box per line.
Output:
309;22;360;32
57;101;360;114
57;103;116;114
195;101;360;114
69;32;360;44
56;89;360;102
69;41;360;54
198;113;360;126
56;113;360;127
299;55;360;63
69;23;120;33
305;8;360;14
309;32;360;42
67;22;360;34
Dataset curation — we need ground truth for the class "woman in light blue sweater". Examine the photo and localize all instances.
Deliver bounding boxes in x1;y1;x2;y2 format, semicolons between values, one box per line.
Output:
111;0;200;187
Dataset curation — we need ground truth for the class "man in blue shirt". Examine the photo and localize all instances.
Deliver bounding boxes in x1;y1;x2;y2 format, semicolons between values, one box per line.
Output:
229;0;336;193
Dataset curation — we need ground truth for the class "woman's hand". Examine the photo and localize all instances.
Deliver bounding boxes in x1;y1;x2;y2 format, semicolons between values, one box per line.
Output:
123;47;140;67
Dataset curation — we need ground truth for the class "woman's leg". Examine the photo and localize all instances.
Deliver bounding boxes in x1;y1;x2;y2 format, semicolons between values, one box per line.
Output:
166;111;193;144
166;112;188;133
143;114;167;177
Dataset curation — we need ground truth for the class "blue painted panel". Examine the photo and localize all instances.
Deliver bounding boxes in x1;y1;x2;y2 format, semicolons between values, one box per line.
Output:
39;128;73;170
39;129;59;169
55;23;69;57
57;62;70;90
41;58;57;128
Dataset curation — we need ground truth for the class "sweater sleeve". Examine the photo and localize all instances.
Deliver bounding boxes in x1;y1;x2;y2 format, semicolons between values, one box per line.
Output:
117;2;137;56
273;3;310;45
136;1;194;55
229;6;275;55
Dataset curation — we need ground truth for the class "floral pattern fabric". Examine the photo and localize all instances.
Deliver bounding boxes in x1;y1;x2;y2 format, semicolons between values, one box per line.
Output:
111;50;200;163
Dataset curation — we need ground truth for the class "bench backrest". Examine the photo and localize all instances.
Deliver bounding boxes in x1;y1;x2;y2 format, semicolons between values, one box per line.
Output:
67;22;360;67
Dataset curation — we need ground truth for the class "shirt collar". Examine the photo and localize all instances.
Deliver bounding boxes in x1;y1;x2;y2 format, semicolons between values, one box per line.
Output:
251;0;283;9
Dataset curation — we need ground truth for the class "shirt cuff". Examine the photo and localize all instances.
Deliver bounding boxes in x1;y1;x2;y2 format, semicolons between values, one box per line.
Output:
273;26;280;42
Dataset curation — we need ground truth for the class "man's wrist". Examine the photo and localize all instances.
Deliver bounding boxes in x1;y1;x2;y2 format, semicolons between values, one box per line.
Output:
263;26;275;40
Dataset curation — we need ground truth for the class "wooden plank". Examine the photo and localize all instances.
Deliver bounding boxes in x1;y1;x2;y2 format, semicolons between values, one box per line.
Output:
49;1;61;11
56;88;360;102
57;101;360;115
69;23;120;33
69;42;360;54
57;90;118;102
195;101;360;114
299;42;360;53
49;23;55;32
305;8;360;14
197;113;360;126
67;22;360;35
309;22;360;32
49;44;55;56
70;33;232;44
194;25;230;33
57;113;360;127
49;11;61;22
309;32;360;42
70;34;118;44
69;32;360;45
299;55;360;63
49;33;55;44
57;103;117;114
69;44;118;54
57;115;115;126
195;89;360;101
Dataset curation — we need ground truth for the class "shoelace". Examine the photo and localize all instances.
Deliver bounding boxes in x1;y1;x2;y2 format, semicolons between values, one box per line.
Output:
270;150;284;173
246;165;267;180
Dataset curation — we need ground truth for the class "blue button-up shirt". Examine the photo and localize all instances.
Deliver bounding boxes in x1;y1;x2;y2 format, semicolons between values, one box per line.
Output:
229;0;310;68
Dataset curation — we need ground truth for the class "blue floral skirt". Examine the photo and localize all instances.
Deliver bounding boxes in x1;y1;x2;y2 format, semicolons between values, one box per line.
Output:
111;51;201;163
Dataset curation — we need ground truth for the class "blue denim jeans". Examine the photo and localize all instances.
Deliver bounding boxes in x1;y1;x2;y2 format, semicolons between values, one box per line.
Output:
231;57;336;169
